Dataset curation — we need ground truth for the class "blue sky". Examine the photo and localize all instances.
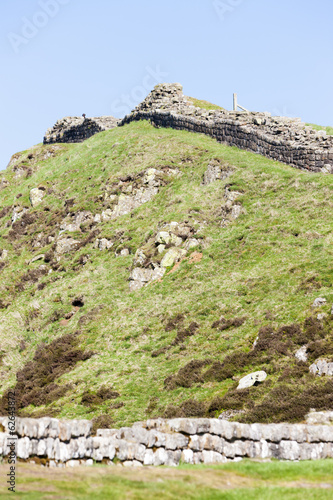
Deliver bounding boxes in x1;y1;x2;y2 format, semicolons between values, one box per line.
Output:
1;0;332;169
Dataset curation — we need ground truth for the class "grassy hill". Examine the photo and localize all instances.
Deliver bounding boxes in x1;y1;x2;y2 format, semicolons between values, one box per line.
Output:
0;120;332;428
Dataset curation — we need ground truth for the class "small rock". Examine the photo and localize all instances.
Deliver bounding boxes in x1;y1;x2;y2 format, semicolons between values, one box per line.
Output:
157;244;166;254
295;345;308;363
120;248;129;257
155;231;172;245
317;313;327;321
312;297;326;308
30;187;45;207
184;238;199;251
160;248;187;268
29;254;45;264
55;237;80;256
237;371;267;390
0;249;8;260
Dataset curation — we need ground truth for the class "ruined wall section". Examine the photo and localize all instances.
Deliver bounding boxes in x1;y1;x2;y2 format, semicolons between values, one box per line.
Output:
44;116;120;144
120;84;333;173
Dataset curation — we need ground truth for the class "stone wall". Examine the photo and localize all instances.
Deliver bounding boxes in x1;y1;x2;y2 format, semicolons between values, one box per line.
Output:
1;416;333;467
44;116;120;144
120;84;333;174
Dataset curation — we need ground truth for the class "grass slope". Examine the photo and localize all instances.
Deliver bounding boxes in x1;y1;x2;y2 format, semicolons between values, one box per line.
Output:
0;121;332;425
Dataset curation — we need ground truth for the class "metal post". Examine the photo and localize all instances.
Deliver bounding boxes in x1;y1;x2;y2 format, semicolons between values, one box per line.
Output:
233;93;237;111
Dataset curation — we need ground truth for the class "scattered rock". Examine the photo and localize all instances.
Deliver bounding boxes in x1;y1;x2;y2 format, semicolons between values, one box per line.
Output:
120;248;129;257
295;345;308;363
55;237;80;256
312;297;327;308
30;187;45;207
202;160;232;185
94;238;113;251
160;248;187;268
309;359;333;376
237;371;267;390
129;267;165;291
0;249;8;260
60;211;93;232
29;254;45;265
317;313;327;321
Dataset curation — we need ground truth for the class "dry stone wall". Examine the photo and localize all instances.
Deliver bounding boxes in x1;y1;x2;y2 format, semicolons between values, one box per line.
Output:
44;116;120;144
1;416;333;467
120;84;333;174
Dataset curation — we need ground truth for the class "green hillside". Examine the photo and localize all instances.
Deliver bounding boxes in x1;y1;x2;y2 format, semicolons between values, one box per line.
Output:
0;120;332;428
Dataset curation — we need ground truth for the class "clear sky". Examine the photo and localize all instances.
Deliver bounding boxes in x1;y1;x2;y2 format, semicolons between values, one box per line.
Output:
1;0;332;169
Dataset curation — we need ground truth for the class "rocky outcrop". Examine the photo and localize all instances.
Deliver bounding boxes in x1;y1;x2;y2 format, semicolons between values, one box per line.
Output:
1;416;333;467
129;221;200;291
44;116;120;144
120;84;333;174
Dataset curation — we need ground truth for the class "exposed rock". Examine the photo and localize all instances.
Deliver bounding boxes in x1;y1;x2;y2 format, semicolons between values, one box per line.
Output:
12;207;28;224
295;345;308;363
184;238;199;251
317;313;327;321
94;238;113;251
129;267;166;291
306;411;333;425
119;248;129;257
29;254;45;265
156;231;172;245
133;249;147;267
160;248;187;268
55;237;80;256
60;211;93;232
312;297;327;308
309;359;333;376
30;187;45;207
237;371;267;390
0;249;8;260
202;160;232;185
0;178;10;190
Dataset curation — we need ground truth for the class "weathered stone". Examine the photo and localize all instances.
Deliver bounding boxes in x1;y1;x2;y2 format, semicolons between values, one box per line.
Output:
312;297;327;308
202;450;226;464
160;247;187;268
295;345;308;362
309;359;333;376
306;410;333;426
55;237;80;256
30;187;45;207
237;371;267;390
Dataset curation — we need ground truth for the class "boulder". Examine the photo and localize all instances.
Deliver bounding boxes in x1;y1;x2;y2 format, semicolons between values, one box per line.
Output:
309;359;333;376
30;187;45;207
155;231;172;245
160;248;187;268
55;237;80;256
237;371;267;390
312;297;327;308
295;345;308;362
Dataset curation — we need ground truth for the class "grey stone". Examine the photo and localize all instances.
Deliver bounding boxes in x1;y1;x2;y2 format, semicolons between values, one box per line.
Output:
295;345;308;362
237;371;267;389
30;187;45;207
312;297;327;308
309;359;333;376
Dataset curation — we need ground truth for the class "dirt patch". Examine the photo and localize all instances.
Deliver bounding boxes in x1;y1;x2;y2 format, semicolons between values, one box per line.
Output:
188;252;203;264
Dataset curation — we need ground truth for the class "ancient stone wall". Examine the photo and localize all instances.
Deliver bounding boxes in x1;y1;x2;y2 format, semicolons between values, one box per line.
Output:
120;84;333;174
1;416;333;467
44;116;120;144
